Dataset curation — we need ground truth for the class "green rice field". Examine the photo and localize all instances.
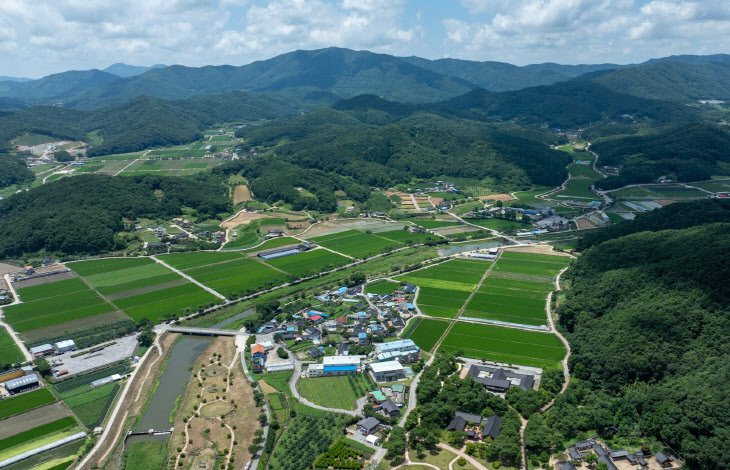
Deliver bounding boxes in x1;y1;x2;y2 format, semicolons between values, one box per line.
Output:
265;249;350;277
0;416;78;453
298;375;374;410
396;259;487;318
440;322;565;369
186;258;285;296
0;327;25;368
311;231;402;258
364;280;400;295
59;383;119;428
4;281;117;332
405;318;448;352
0;388;56;421
413;220;462;229
463;218;527;232
157;251;244;271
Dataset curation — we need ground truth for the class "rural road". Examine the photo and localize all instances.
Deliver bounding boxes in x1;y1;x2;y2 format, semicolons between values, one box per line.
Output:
236;333;269;470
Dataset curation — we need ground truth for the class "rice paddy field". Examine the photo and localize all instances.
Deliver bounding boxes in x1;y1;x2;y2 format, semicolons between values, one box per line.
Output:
183;257;286;297
0;327;25;367
440;322;566;369
69;257;220;323
4;277;117;333
463;218;527;232
58;382;119;428
297;375;375;410
310;230;402;258
395;259;488;318
405;318;449;352
364;280;400;295
413;220;462;229
266;249;350;277
460;251;569;326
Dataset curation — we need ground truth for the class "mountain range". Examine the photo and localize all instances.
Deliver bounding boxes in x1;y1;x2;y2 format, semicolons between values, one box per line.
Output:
1;48;729;111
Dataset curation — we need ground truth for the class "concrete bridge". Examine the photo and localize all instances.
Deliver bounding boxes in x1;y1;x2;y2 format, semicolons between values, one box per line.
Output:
162;326;245;336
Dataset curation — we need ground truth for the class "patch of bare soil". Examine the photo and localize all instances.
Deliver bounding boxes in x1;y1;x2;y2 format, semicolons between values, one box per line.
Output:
502;245;572;257
479;193;515;202
220;211;273;230
233;185;253;204
0;402;72;439
575;218;597;230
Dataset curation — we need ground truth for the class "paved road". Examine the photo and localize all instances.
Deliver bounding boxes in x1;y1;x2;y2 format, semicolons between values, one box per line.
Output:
236;333;269;470
151;255;227;300
0;274;32;362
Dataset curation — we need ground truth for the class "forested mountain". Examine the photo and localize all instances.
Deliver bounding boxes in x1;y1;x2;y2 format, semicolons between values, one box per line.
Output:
0;174;230;259
0;90;297;157
216;103;570;210
434;80;696;128
0;69;120;101
0;153;34;189
547;217;730;469
103;63;167;77
591;61;730;101
0;76;32;83
592;123;730;189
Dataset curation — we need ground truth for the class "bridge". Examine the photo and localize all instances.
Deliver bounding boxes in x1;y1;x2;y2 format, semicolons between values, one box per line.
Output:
162;326;245;336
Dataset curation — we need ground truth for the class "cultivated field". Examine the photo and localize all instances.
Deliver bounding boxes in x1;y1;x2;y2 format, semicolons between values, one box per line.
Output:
70;257;220;323
396;259;488;318
364;280;400;295
310;230;402;258
0;416;80;463
440;322;566;369
265;249;350;277
298;375;374;411
5;277;117;332
184;257;285;297
405;318;449;352
0;327;24;367
0;388;56;421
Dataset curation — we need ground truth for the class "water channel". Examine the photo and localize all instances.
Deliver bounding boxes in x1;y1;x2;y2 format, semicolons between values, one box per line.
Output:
125;309;253;446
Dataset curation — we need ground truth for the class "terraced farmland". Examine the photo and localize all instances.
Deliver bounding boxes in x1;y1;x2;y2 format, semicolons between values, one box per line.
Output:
440;322;566;369
396;259;488;318
298;375;374;410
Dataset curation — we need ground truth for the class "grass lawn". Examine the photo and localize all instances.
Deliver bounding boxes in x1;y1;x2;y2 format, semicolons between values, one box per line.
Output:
406;318;449;352
298;375;374;410
0;388;56;420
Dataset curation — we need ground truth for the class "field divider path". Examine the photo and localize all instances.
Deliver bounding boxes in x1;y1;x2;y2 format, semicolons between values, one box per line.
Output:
113;149;150;176
250;256;291;275
69;270;126;315
151;256;227;301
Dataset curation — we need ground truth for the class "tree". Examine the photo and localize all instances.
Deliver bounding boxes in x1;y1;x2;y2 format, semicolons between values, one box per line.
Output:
596;462;609;470
34;357;51;377
385;426;406;459
54;150;74;162
138;328;155;347
584;452;598;465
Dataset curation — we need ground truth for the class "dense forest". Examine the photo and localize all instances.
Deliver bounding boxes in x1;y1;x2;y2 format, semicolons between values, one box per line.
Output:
525;206;730;469
228;105;571;201
0;174;230;259
0;152;35;189
592;124;730;189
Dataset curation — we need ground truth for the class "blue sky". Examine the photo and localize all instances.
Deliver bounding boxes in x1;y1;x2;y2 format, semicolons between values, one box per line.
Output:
1;0;729;77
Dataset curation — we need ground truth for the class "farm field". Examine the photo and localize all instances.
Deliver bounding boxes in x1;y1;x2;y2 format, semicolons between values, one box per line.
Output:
440;322;565;369
311;230;402;258
297;375;374;410
0;416;79;458
364;280;400;295
413;220;462;229
493;258;569;278
262;372;294;392
0;327;24;367
463;218;527;232
59;382;119;428
70;257;220;323
185;257;285;297
228;236;300;253
396;260;487;318
404;318;448;352
265;249;350;277
376;229;440;245
157;251;244;271
0;388;56;421
4;279;117;333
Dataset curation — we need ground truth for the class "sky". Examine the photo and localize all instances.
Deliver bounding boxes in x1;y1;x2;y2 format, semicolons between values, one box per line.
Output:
1;0;730;78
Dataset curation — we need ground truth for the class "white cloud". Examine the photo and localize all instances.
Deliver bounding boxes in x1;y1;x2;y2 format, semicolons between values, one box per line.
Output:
445;0;730;64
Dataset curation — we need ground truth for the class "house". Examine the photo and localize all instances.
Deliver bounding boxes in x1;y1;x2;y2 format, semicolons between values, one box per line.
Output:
337;343;350;356
403;283;417;294
368;390;387;403
24;265;35;275
481;415;502;440
308;314;323;323
628;453;648;467
335;316;348;326
357;417;381;435
447;411;483;432
597;456;618;470
467;364;535;393
307;347;324;359
265;229;285;239
154;226;167;238
252;357;265;374
369;361;405;383
4;373;39;394
54;340;76;354
593;443;608;458
29;344;54;358
381;400;400;418
307;356;360;378
654;452;673;467
555;463;576;470
175;231;189;240
567;446;582;461
251;344;266;358
574;439;595;452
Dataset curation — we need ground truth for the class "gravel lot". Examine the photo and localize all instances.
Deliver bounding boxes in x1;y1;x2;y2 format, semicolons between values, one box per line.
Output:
49;334;138;377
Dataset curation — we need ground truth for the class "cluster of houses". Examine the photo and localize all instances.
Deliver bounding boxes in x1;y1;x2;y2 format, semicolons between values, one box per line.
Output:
558;438;679;470
466;364;537;395
446;411;502;441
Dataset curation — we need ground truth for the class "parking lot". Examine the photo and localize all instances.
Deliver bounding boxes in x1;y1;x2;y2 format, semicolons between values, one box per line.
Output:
49;334;138;377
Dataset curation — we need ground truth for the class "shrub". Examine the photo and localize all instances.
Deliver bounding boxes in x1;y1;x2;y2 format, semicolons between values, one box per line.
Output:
457;457;466;466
